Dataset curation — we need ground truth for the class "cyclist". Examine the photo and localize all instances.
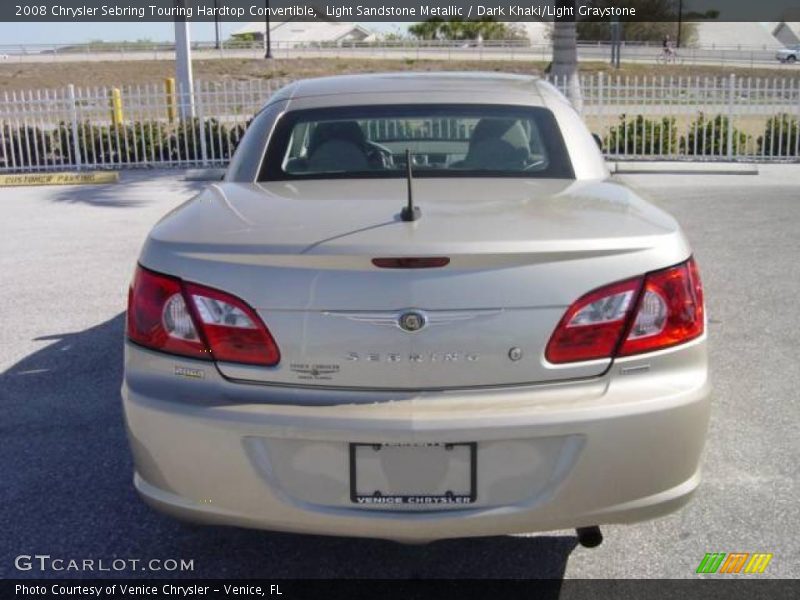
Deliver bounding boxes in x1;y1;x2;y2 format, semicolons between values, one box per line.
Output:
662;35;674;58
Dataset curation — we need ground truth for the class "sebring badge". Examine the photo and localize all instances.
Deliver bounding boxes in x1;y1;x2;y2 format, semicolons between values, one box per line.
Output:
399;311;426;332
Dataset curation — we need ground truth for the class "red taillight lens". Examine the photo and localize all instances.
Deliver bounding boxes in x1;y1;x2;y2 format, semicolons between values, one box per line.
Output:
545;278;642;363
127;268;210;360
127;266;280;366
618;258;704;357
183;281;280;366
546;258;705;364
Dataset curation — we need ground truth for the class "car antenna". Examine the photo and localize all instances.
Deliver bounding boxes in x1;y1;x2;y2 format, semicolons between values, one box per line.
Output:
400;148;421;222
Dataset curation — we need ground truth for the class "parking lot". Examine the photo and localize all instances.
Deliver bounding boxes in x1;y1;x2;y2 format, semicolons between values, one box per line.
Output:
1;167;798;579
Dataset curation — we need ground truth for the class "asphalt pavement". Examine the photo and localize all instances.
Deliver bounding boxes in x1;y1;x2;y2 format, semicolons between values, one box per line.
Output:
0;167;798;579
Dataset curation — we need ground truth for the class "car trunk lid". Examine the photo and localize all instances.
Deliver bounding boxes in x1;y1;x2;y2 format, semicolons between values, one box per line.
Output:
140;178;690;389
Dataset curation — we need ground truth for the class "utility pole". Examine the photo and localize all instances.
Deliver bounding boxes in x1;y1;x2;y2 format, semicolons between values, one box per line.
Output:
264;0;273;59
174;1;194;120
610;17;621;69
551;0;582;113
677;0;683;48
213;0;221;50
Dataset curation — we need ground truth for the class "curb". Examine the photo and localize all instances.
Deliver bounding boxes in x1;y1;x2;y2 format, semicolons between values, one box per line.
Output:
0;171;119;187
184;168;226;182
609;162;759;175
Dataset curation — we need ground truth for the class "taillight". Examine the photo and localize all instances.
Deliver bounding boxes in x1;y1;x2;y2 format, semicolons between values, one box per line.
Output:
618;258;704;357
545;278;642;363
546;258;704;364
183;281;280;365
127;266;280;366
127;268;209;360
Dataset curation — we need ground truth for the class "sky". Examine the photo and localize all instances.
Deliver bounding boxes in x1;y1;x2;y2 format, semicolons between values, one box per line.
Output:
0;21;401;46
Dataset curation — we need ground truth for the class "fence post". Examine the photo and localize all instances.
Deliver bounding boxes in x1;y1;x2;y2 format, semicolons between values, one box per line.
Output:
1;92;11;171
726;73;736;159
0;112;5;171
194;80;208;166
67;84;82;170
165;78;176;123
109;88;124;127
598;71;605;121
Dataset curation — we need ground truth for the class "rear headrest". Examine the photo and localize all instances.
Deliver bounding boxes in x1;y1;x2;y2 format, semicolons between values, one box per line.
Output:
470;118;529;150
309;121;366;155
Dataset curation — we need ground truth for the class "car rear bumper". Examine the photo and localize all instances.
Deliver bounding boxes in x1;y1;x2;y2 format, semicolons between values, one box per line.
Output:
122;340;711;542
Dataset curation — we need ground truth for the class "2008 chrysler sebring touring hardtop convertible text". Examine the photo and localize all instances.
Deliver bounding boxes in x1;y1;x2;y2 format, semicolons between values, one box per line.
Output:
122;72;710;545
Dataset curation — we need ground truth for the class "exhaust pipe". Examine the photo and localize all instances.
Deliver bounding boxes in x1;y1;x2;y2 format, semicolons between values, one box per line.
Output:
576;526;604;548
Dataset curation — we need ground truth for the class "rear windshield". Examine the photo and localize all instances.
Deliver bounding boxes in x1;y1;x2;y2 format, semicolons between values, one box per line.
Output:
260;104;574;180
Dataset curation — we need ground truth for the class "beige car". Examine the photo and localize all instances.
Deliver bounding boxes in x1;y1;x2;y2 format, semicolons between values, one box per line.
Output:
123;73;710;545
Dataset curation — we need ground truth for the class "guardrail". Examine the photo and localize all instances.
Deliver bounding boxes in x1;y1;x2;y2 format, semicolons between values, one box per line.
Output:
1;74;798;173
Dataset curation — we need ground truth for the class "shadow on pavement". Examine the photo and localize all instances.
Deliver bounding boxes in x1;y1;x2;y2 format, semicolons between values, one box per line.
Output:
0;314;578;580
46;171;206;207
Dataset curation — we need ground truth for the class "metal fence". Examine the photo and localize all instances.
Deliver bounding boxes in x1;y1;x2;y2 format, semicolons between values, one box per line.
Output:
0;79;290;172
1;74;799;173
554;73;800;161
1;39;795;69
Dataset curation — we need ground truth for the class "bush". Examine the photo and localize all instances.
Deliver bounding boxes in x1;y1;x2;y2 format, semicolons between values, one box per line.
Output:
118;121;170;163
168;118;245;162
57;120;169;164
758;114;799;157
57;121;102;164
0;118;251;167
680;113;749;157
604;115;678;155
1;123;54;168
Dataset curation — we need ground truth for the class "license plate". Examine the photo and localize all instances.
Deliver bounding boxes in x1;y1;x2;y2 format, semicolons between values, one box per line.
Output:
349;442;476;506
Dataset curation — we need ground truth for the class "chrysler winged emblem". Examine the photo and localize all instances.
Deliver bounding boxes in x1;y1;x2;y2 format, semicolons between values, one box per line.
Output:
323;308;502;332
398;311;426;332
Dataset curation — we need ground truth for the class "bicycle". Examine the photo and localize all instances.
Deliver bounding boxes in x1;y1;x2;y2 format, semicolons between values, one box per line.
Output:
656;49;684;65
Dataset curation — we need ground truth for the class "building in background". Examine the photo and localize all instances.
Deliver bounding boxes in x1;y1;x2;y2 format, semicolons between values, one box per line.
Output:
692;22;783;50
232;21;374;47
772;22;800;46
517;21;552;46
